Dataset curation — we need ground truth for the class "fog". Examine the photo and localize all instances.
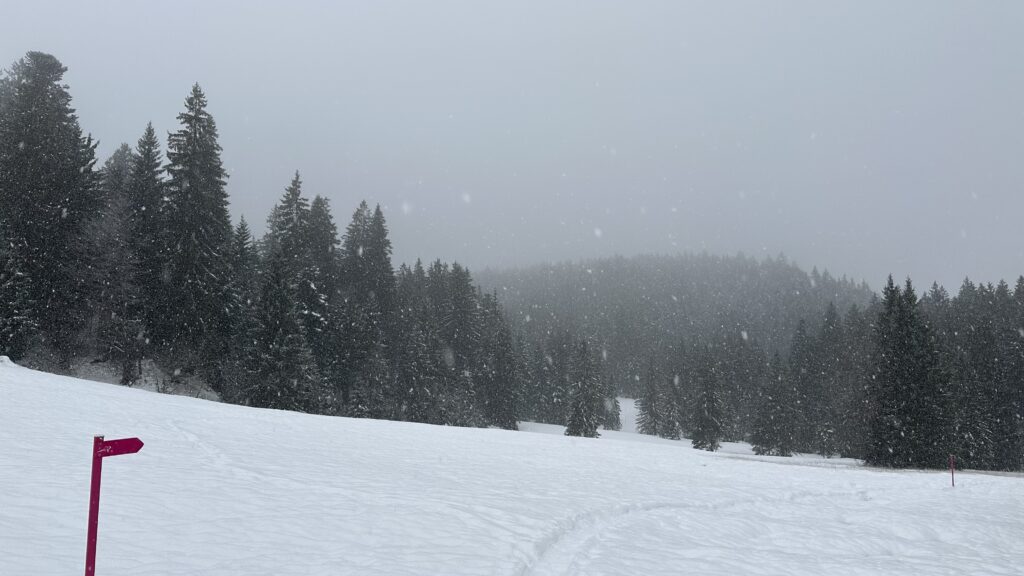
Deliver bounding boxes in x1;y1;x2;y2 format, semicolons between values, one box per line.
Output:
4;1;1022;289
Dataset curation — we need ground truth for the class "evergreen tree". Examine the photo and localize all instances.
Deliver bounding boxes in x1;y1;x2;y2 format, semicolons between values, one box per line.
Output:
126;122;167;348
347;345;396;420
162;84;234;376
340;201;396;315
601;374;622;431
867;277;950;468
788;319;816;452
477;293;520;430
304;195;343;397
242;257;321;412
337;201;396;400
813;302;843;457
690;346;724;451
265;171;310;275
396;322;442;425
229;218;260;303
635;359;661;435
0;52;100;363
0;237;35;359
565;340;602;438
85;144;144;384
752;353;798;456
835;303;875;458
656;367;682;440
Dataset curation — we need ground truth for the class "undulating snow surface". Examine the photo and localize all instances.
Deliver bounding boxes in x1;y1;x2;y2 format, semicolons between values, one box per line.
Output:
1;358;1021;575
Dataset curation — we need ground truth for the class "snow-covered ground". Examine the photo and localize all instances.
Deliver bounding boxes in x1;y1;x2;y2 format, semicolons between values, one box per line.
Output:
1;357;1021;575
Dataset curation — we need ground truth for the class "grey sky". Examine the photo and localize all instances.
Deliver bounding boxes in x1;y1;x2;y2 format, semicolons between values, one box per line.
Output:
4;1;1023;290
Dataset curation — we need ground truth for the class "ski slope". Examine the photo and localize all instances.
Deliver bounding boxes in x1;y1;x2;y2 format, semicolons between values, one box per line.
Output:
1;357;1021;575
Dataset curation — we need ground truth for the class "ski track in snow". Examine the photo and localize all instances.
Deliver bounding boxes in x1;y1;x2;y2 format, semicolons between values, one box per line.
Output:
2;360;1023;576
519;489;873;576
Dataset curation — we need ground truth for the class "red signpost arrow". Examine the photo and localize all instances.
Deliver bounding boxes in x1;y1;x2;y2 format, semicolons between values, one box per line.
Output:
86;436;144;576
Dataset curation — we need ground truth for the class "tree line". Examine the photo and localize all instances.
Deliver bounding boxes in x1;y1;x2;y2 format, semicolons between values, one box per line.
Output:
0;51;621;434
3;52;1021;465
631;277;1024;472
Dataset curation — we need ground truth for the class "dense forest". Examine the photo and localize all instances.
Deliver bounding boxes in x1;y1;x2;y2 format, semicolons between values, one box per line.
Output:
477;254;875;396
0;52;528;430
1;52;1022;470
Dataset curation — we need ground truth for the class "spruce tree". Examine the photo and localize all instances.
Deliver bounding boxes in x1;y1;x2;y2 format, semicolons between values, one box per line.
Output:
126;123;167;348
814;303;843;457
305;195;344;400
635;359;661;435
396;322;442;425
565;340;602;438
867;277;950;468
162;84;233;374
243;256;321;412
690;348;724;451
477;294;520;430
0;52;100;363
0;237;35;359
601;374;622;431
265;171;310;275
656;368;682;440
229;218;260;303
338;201;397;399
86;144;144;384
788;319;816;452
752;353;798;456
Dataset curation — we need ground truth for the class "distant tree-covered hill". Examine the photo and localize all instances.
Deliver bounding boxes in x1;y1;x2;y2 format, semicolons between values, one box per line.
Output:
477;253;875;396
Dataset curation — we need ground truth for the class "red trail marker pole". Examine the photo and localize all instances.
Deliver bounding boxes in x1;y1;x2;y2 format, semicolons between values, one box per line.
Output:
85;435;144;576
949;453;955;487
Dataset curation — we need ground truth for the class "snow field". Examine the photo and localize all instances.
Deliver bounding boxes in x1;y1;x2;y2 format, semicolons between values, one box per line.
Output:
1;357;1021;575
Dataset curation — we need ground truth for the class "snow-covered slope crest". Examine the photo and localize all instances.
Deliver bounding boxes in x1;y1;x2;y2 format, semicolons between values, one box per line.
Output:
1;360;1021;575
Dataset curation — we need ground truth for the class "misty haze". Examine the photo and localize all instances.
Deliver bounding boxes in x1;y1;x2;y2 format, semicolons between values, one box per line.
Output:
1;2;1023;575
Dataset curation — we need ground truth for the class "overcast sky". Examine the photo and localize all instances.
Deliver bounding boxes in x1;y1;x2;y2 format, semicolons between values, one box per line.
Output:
4;1;1023;290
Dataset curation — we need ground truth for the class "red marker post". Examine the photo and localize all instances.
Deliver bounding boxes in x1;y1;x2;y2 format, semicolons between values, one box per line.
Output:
85;435;144;576
949;453;956;487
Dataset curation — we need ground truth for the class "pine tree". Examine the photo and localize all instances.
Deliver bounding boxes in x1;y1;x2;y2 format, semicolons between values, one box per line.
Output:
229;218;260;303
337;201;397;399
242;257;321;412
367;204;397;319
565;340;602;438
0;52;100;363
340;201;396;314
835;303;874;458
656;368;682;440
265;171;310;275
690;347;724;451
813;302;843;457
348;344;396;420
86;144;144;384
396;322;442;425
162;84;233;374
788;319;816;452
305;195;344;402
126;123;167;349
477;293;520;430
867;277;950;468
635;359;661;435
601;374;622;431
752;353;798;456
0;236;35;359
